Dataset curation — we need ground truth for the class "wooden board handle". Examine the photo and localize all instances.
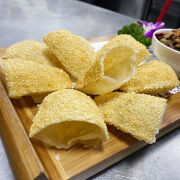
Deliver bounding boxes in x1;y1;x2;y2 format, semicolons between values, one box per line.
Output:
0;80;47;180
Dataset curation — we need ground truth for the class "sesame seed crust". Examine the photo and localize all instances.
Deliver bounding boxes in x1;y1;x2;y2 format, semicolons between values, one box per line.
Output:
43;30;96;80
75;34;150;91
29;89;109;147
120;60;179;94
3;40;63;69
0;59;72;98
94;92;167;144
104;35;150;65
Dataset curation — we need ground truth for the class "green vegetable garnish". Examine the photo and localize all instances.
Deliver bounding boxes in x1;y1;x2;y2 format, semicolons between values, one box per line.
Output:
118;23;151;48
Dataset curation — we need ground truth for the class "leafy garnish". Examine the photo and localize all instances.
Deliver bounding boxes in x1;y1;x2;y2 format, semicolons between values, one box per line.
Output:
118;23;151;48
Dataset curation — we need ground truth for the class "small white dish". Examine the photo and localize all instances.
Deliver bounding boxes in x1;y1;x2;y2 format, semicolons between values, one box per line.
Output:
152;28;180;77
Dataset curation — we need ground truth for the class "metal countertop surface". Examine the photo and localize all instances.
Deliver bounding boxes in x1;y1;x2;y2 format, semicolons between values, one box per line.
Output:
0;0;180;180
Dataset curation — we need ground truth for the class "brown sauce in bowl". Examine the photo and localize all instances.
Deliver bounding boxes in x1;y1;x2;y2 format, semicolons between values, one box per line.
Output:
156;29;180;52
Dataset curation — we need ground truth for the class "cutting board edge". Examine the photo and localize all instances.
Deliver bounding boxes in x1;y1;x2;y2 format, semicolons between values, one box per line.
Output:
70;119;180;180
0;79;48;180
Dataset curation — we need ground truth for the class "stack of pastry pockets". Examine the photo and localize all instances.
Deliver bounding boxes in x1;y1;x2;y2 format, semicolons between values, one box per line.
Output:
94;92;167;144
120;60;179;94
43;30;96;81
75;35;150;95
0;59;72;98
2;40;66;102
29;89;109;149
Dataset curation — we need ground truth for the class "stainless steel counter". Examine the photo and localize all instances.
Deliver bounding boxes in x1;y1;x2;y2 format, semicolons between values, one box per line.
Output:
0;0;179;179
0;0;135;47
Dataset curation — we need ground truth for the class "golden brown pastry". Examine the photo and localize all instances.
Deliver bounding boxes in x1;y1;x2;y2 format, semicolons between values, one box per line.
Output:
43;30;95;81
29;89;109;149
3;40;63;69
94;92;167;144
75;35;150;95
0;59;72;98
120;60;179;94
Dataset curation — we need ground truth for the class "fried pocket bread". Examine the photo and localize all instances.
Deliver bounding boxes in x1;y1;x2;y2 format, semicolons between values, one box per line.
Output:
94;92;167;144
0;59;72;98
43;30;95;81
120;60;179;94
3;40;63;69
29;89;109;149
99;34;151;66
75;35;150;95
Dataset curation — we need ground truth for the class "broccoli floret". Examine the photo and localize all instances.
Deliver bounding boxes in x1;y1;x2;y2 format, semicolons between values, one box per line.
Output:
118;23;151;48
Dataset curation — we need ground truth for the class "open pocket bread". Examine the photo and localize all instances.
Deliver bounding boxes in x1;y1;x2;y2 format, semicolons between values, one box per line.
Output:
75;35;150;95
29;89;109;149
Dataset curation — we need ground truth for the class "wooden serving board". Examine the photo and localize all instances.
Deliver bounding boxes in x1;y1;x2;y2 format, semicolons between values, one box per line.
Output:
0;36;180;180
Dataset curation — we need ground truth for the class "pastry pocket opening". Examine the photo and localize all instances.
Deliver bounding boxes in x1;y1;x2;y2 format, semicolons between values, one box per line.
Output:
30;121;106;149
82;46;137;95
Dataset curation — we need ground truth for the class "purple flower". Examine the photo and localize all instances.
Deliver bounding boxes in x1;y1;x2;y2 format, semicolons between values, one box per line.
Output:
138;21;165;38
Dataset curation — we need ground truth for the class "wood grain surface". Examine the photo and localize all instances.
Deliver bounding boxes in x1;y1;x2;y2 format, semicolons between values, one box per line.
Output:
0;36;180;180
